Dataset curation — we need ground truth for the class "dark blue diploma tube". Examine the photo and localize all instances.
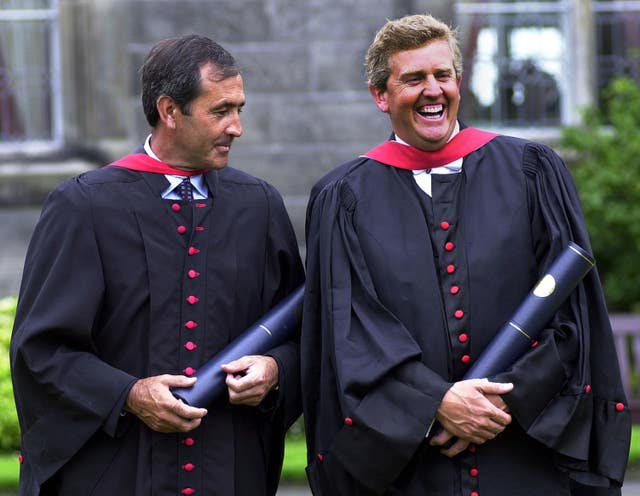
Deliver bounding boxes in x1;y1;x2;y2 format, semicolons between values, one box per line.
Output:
465;242;594;379
172;285;305;407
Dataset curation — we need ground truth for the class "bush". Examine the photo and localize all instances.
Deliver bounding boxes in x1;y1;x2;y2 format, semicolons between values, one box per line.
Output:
562;78;640;312
0;297;20;451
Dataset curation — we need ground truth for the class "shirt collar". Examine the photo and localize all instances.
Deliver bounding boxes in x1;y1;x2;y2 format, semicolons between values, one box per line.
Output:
144;134;208;198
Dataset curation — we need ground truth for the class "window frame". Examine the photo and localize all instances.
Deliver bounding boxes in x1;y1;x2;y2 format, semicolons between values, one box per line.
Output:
0;0;62;153
454;0;575;132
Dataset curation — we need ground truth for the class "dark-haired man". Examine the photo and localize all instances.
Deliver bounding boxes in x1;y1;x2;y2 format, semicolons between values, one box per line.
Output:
11;35;304;495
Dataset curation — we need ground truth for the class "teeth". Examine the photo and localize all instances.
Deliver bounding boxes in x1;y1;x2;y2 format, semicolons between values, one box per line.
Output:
418;104;444;115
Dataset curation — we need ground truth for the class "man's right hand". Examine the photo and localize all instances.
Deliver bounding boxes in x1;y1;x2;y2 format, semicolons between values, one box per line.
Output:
434;378;513;445
125;375;208;433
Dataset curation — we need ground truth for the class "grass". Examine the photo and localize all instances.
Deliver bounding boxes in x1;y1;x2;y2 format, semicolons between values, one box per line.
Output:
2;425;640;489
282;436;308;483
0;453;18;489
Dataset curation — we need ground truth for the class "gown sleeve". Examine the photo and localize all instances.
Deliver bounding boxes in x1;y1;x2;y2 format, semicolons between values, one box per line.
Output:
259;182;305;430
301;179;452;494
10;178;138;488
494;143;631;488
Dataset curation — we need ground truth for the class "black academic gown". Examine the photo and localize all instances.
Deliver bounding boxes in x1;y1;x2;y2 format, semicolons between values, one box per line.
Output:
11;161;304;495
301;135;631;496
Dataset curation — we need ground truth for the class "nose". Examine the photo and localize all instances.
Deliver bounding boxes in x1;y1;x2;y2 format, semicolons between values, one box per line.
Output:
422;75;443;98
227;112;243;137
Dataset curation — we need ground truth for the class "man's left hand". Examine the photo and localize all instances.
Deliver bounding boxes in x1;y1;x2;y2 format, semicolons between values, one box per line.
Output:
222;355;279;406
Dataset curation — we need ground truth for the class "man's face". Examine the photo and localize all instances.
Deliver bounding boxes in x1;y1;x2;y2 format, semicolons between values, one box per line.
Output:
370;40;461;151
172;64;245;170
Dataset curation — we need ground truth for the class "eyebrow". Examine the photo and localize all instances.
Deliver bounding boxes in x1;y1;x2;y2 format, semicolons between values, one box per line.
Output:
399;69;425;79
212;99;246;110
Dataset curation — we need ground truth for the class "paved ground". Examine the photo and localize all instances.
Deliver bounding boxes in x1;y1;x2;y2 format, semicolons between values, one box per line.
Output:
277;480;640;495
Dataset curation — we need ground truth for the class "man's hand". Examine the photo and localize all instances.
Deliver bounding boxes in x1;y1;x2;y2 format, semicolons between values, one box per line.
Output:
222;355;279;407
125;375;208;433
431;378;513;456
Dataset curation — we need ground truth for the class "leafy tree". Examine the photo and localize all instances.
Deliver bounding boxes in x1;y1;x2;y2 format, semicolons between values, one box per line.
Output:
0;297;20;451
562;78;640;312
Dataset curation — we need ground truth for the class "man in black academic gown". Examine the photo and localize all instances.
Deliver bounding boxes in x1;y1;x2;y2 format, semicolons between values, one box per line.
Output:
10;35;304;495
301;14;630;496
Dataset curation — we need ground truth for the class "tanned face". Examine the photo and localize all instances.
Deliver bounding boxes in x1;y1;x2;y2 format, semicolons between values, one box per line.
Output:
170;64;245;170
370;40;461;151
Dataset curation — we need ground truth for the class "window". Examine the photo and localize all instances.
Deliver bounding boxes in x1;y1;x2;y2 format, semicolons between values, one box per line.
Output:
0;0;61;148
593;1;640;100
455;1;569;127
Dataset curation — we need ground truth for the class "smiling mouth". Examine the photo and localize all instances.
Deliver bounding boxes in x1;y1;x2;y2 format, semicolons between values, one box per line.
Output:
417;104;445;119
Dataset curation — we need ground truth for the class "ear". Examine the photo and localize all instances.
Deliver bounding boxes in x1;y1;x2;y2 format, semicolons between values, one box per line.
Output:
156;95;179;129
369;83;390;113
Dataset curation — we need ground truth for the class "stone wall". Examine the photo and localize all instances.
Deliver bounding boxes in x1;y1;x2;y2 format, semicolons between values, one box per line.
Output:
0;0;453;297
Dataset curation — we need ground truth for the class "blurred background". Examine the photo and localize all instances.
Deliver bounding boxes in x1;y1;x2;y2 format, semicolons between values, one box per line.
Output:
2;0;640;491
2;0;639;296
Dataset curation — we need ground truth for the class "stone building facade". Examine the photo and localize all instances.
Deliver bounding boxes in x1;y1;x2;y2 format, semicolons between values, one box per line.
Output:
1;0;638;296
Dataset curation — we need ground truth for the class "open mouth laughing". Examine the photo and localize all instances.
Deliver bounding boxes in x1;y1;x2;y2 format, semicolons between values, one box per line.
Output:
417;104;445;119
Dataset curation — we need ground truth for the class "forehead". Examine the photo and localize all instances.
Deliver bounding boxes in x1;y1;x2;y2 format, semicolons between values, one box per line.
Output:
389;40;455;75
198;69;245;103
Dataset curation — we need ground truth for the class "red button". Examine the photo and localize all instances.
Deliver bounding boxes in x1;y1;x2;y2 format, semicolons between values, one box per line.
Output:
440;221;450;230
447;264;456;274
183;437;195;446
172;203;181;212
344;417;353;426
186;295;199;305
188;247;200;256
185;320;198;329
445;242;455;251
195;226;205;232
531;340;539;348
317;453;324;462
458;333;468;343
468;444;476;453
181;489;195;496
471;492;479;496
461;354;470;364
184;367;196;376
585;384;591;393
470;468;479;477
188;270;200;279
195;203;207;208
184;341;197;351
450;285;460;295
183;463;195;472
616;402;625;411
177;225;187;234
454;309;464;319
18;454;23;464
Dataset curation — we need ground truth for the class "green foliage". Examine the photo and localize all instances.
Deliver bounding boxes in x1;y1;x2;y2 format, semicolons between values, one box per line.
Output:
0;297;19;452
562;78;640;312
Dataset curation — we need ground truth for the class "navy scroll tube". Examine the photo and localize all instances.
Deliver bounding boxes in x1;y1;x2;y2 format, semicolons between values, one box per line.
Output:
172;285;305;408
464;241;595;379
429;242;594;442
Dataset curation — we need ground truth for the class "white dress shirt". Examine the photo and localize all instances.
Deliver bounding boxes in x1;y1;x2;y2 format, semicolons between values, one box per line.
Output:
395;122;462;197
144;134;209;200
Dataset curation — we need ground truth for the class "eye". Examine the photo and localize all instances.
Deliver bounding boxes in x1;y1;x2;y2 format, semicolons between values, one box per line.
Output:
403;75;423;85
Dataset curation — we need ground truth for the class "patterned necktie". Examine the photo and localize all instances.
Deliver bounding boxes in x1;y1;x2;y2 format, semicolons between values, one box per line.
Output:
177;177;194;202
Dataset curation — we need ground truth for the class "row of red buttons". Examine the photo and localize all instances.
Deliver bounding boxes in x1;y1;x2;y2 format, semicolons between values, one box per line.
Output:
440;219;470;366
173;202;203;496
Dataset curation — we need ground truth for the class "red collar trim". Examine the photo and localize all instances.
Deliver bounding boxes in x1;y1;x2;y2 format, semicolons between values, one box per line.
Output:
363;128;498;170
108;153;209;177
